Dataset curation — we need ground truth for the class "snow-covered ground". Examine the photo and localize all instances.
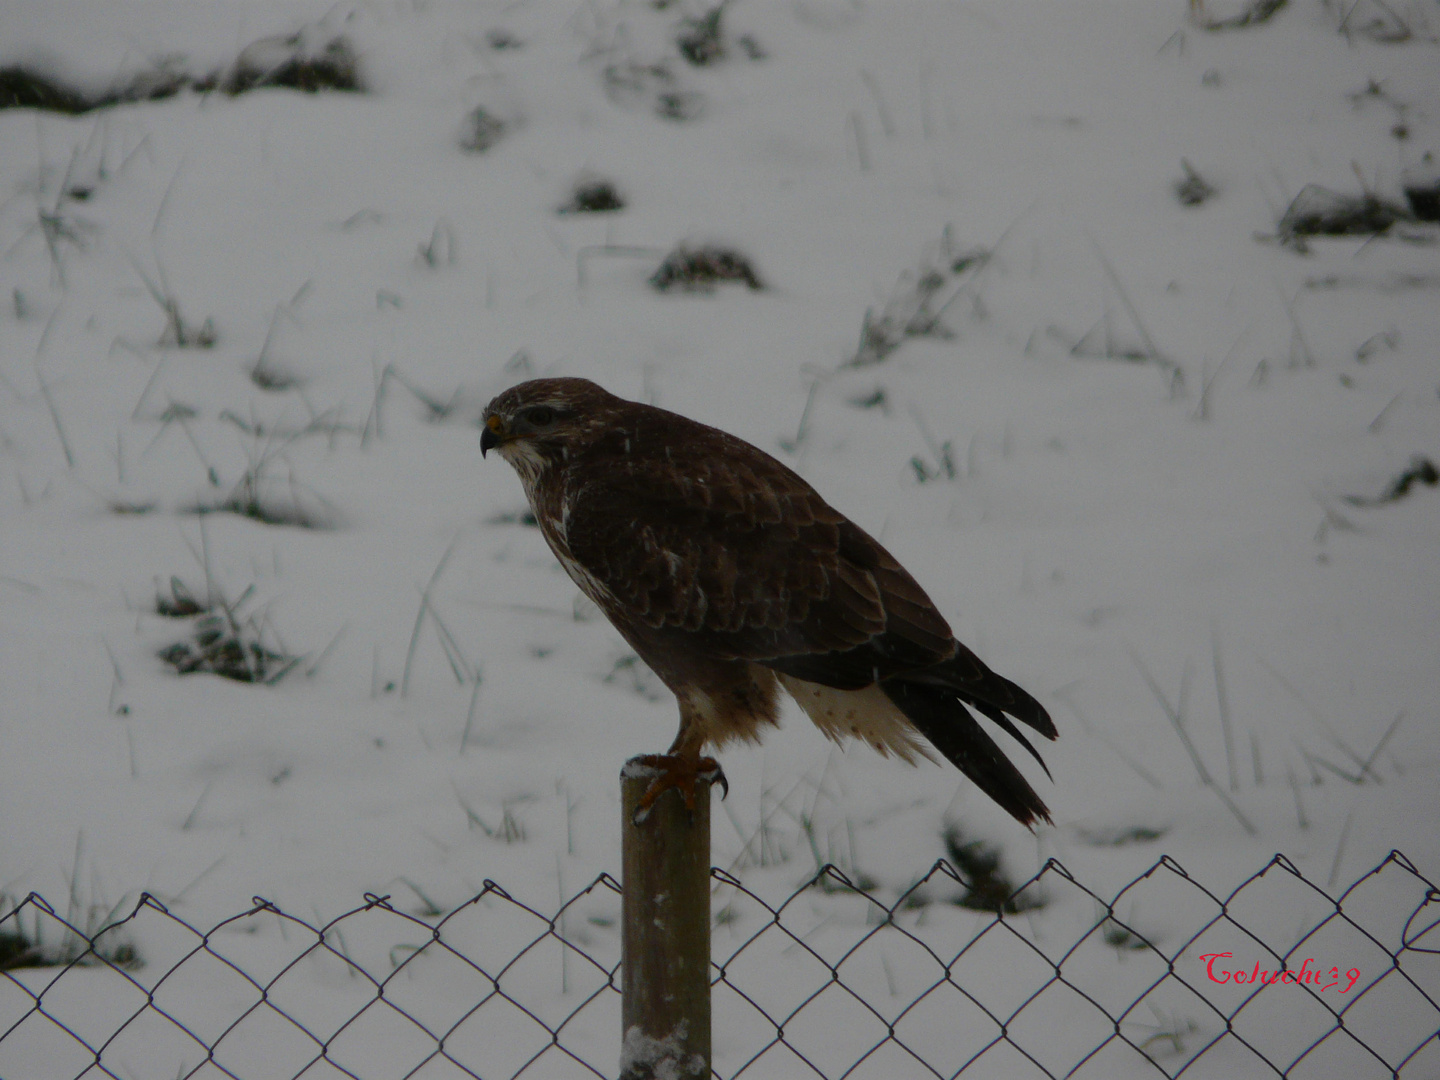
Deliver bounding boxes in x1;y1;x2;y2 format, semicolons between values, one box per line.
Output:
1;1;1437;1076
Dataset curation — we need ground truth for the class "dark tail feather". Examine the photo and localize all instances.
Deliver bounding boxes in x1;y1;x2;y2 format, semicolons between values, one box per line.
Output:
881;678;1054;828
967;697;1053;781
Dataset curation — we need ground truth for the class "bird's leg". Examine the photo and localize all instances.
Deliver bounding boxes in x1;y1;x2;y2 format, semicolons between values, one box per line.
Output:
630;753;728;825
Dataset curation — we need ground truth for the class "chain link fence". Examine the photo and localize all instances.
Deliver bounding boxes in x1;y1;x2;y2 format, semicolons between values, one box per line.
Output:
2;850;1437;1079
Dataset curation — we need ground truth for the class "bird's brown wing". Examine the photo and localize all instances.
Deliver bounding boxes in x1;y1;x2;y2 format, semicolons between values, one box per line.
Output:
562;437;1057;824
559;421;956;682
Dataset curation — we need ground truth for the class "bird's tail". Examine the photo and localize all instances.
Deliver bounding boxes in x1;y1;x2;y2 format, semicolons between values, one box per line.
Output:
880;655;1056;828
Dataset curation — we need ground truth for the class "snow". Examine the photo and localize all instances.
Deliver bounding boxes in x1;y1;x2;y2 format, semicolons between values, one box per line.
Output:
1;0;1437;1076
620;1021;704;1080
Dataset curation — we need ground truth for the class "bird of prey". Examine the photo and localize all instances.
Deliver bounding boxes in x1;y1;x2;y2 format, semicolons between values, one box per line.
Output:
481;378;1056;826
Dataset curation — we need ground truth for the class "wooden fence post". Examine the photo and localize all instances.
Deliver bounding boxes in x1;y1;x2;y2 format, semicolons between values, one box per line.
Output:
619;759;711;1080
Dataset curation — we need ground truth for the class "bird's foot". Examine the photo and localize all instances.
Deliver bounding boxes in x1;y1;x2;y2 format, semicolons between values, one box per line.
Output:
630;754;728;825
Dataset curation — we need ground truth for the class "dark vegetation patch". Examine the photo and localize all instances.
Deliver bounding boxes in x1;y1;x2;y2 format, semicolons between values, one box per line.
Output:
1076;824;1170;847
192;475;338;530
0;924;31;970
459;106;509;154
847;387;890;412
649;243;763;293
910;443;957;485
184;438;341;529
1405;182;1440;221
942;825;1045;913
0;67;97;114
602;59;705;122
1102;918;1154;952
109;500;159;516
126;252;216;349
1336;0;1430;44
1273;183;1412;252
653;87;706;122
1343;455;1439;506
156;576;208;618
0;902;141;972
158;308;217;350
675;1;763;66
848;232;989;367
248;361;304;392
0;61;193;114
1193;0;1287;31
415;220;457;268
677;3;729;66
1404;158;1440;221
558;175;626;214
487;509;539;527
0;32;361;115
486;28;524;51
156;577;302;684
222;34;362;95
1174;158;1218;206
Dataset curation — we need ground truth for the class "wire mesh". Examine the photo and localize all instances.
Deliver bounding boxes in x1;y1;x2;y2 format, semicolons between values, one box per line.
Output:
1;851;1436;1079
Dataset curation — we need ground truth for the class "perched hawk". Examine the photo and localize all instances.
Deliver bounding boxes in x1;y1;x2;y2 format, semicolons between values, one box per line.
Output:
482;378;1056;826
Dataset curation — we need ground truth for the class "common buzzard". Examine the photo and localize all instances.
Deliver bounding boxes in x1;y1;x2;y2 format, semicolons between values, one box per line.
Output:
482;378;1056;826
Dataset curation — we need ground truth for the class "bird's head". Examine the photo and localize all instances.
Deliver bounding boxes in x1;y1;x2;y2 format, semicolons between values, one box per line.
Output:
481;377;618;485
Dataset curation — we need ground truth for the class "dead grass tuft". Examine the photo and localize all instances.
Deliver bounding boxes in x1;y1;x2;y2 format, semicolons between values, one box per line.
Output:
156;578;302;684
1403;158;1440;221
0;67;93;114
1174;158;1218;206
601;59;705;122
848;230;990;367
223;33;363;95
1191;0;1288;31
677;3;730;66
649;243;763;293
0;32;361;115
1273;183;1412;251
1343;455;1438;506
558;175;626;214
459;107;509;154
942;825;1045;913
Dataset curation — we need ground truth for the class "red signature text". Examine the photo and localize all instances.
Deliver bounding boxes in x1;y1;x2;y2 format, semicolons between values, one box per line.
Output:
1199;953;1359;993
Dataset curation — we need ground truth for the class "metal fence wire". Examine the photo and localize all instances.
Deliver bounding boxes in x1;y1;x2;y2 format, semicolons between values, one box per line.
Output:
2;850;1437;1079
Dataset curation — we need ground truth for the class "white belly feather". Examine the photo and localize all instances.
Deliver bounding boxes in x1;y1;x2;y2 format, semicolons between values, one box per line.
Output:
775;673;937;765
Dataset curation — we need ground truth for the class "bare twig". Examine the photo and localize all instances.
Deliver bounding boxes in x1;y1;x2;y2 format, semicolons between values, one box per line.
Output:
1274;280;1315;368
304;621;349;678
1286;761;1309;831
460;673;483;755
858;70;895;137
1367;392;1403;434
1211;625;1237;791
1358;711;1405;781
1327;808;1355;890
34;367;75;468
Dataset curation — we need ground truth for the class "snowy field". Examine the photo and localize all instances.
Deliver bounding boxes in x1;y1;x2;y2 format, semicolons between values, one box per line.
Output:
1;1;1438;1077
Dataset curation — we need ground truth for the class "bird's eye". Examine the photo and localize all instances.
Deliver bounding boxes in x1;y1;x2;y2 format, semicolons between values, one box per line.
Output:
524;406;557;426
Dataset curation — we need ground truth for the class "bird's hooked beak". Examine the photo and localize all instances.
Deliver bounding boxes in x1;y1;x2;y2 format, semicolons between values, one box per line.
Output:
480;414;506;457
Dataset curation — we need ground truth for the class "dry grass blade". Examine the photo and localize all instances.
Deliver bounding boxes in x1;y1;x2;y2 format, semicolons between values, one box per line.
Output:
1211;626;1237;791
1087;237;1177;382
1255;656;1379;780
1128;647;1256;834
401;537;461;697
